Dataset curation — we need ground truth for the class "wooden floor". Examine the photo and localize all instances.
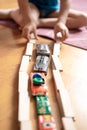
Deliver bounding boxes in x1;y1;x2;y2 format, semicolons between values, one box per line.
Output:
0;1;87;130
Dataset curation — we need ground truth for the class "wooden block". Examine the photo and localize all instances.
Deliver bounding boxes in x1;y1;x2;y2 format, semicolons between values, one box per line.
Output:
58;89;75;119
52;70;65;91
25;43;33;56
29;39;36;44
62;117;76;130
18;72;29;92
52;55;63;71
19;55;29;72
53;43;61;56
57;32;62;38
30;33;36;40
18;92;30;121
20;121;33;130
52;70;74;119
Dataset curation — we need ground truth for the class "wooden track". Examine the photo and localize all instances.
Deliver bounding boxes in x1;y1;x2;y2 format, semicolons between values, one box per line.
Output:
0;0;87;130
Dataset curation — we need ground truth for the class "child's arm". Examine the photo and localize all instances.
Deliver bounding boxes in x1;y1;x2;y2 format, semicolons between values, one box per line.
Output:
18;0;37;40
54;0;71;41
58;0;70;24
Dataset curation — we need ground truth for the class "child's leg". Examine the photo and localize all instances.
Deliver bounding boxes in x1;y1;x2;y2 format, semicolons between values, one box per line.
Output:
0;8;26;27
0;3;40;28
38;9;87;29
0;9;15;19
66;9;87;28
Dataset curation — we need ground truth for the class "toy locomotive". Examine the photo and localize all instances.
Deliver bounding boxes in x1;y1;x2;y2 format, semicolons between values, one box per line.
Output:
34;44;50;75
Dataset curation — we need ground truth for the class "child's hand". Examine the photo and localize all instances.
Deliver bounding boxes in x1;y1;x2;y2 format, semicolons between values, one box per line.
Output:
54;21;69;41
22;22;38;40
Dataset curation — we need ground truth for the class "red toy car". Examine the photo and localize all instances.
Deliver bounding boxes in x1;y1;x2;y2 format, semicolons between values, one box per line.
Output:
30;72;48;96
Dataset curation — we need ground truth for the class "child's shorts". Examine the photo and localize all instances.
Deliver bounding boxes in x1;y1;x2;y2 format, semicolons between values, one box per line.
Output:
29;0;60;18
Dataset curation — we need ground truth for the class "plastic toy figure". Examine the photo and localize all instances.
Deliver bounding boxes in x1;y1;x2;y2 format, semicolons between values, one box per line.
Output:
33;73;45;85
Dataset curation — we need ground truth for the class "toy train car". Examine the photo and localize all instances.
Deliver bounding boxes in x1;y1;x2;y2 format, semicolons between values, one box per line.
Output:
34;55;50;74
30;72;48;96
38;115;56;130
36;43;50;56
36;95;51;115
34;44;50;75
